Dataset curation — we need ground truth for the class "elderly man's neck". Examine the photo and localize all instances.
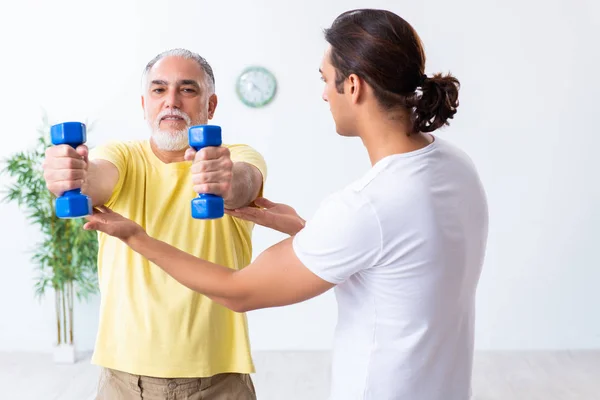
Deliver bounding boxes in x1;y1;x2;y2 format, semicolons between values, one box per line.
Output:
150;139;187;163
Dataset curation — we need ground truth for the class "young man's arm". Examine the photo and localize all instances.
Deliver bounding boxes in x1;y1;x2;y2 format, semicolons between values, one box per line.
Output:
127;234;333;312
84;190;381;312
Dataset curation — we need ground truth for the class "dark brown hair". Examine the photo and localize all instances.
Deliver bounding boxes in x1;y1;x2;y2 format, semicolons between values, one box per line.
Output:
324;9;459;134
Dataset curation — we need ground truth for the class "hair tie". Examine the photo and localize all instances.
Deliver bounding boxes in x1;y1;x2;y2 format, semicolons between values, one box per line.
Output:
418;74;427;86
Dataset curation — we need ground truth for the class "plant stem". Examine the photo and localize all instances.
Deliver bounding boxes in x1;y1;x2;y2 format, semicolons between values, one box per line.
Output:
68;281;73;345
55;288;61;345
61;284;67;345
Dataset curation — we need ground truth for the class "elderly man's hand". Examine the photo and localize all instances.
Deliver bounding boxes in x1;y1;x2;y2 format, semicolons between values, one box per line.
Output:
185;146;234;203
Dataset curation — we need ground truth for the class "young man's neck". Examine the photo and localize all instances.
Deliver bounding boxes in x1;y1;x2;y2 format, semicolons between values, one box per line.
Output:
150;139;187;164
358;110;433;166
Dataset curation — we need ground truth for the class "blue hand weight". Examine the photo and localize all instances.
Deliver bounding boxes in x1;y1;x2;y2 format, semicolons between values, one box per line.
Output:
188;125;224;219
50;122;93;219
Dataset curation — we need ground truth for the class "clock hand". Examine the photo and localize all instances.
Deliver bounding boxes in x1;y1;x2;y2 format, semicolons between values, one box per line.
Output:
249;82;263;94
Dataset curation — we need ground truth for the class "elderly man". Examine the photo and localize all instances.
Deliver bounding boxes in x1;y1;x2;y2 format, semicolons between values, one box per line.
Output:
42;48;266;399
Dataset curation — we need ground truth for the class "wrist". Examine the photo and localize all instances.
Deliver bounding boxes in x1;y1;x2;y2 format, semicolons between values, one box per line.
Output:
287;216;306;236
124;230;149;248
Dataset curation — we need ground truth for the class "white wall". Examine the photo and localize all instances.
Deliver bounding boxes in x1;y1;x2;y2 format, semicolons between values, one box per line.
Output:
0;0;598;353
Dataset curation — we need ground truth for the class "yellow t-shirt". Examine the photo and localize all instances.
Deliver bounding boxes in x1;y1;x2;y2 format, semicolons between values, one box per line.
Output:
88;139;267;378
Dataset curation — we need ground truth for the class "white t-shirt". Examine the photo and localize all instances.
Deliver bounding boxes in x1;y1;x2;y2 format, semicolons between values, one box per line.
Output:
293;136;488;400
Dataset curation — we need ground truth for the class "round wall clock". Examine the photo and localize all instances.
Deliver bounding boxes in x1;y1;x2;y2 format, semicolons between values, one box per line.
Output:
236;66;277;108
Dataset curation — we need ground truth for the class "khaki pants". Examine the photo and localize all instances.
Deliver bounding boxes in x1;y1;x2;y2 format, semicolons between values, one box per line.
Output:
96;368;257;400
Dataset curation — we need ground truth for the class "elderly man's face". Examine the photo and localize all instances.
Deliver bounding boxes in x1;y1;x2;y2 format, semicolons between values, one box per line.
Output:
142;56;217;151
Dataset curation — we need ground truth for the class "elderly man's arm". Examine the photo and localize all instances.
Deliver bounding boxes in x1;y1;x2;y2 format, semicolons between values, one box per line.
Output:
223;162;263;209
186;144;266;210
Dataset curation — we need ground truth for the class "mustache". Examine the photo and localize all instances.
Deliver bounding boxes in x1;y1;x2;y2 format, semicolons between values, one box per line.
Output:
154;109;192;128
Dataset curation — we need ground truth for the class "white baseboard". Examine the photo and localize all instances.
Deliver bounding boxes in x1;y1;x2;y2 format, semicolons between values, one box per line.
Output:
252;351;332;399
2;350;599;400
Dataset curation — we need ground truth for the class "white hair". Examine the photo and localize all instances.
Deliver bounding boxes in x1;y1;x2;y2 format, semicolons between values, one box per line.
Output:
141;48;215;94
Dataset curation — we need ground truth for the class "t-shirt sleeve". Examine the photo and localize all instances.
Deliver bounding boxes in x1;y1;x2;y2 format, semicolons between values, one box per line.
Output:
88;141;129;207
292;190;383;285
226;144;268;198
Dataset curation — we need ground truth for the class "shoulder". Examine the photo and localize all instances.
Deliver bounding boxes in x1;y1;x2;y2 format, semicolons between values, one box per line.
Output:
292;188;383;283
302;187;383;249
223;143;264;158
89;139;147;158
89;140;149;174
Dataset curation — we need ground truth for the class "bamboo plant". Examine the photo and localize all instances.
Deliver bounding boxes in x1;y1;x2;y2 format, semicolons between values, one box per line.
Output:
1;114;98;348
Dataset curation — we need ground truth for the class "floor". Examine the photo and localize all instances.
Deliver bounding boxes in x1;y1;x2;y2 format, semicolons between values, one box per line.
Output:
1;350;598;399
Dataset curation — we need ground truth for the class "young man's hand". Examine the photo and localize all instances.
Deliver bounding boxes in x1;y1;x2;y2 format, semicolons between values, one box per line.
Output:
225;197;305;236
84;206;147;244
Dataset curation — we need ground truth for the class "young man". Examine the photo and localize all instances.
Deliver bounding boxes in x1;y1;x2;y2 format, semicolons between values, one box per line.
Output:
83;9;488;400
42;49;266;399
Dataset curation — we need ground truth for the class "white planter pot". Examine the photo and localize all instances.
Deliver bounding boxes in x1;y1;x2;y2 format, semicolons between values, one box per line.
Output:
53;343;76;364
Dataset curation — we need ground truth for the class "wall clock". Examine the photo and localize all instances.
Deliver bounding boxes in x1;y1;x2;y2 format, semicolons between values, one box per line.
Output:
236;66;277;108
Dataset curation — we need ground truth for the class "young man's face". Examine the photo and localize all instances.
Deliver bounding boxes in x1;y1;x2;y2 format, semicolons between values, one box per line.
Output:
142;56;217;151
320;47;356;137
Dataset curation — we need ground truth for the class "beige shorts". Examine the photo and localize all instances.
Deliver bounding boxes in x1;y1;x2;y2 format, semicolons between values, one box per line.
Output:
95;367;257;400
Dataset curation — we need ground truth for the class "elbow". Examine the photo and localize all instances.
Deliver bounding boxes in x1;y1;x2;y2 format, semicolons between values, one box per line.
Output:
219;290;261;313
214;271;260;313
225;297;255;313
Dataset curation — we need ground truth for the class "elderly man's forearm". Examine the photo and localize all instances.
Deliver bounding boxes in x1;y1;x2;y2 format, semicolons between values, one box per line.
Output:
224;162;263;209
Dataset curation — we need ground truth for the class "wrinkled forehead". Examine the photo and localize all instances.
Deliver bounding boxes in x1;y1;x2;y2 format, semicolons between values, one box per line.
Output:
144;56;207;89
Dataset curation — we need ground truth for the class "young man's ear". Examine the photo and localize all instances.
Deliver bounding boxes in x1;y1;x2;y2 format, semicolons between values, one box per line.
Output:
347;74;362;104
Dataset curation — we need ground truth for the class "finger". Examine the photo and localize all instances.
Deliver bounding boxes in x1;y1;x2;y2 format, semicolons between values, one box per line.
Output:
83;220;108;234
44;168;86;183
43;156;87;171
191;159;232;174
47;180;85;194
45;145;81;159
224;209;241;217
184;148;197;161
192;170;232;185
75;145;89;163
83;221;97;231
86;211;105;221
225;209;258;222
96;205;114;214
193;182;231;196
254;197;277;209
225;207;264;223
83;215;106;231
91;207;106;215
195;146;230;161
191;160;220;173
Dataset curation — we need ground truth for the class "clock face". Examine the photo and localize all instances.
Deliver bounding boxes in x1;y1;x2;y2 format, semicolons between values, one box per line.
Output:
236;66;277;108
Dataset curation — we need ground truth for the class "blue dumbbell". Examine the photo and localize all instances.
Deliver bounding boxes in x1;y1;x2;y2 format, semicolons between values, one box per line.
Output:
50;122;93;219
188;125;224;219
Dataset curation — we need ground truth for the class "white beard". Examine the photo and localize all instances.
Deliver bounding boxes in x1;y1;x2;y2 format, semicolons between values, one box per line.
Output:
148;109;193;151
151;129;189;151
